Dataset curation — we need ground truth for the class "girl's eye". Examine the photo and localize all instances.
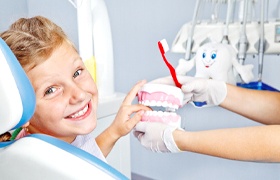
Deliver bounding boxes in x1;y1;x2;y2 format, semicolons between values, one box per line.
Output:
202;52;206;58
73;69;82;78
45;87;57;96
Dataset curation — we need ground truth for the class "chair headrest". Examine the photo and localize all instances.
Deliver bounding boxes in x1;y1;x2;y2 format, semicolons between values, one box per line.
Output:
0;38;35;134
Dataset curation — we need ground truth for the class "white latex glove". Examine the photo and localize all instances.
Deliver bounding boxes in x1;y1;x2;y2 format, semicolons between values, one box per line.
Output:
133;122;181;153
148;75;193;105
149;75;227;107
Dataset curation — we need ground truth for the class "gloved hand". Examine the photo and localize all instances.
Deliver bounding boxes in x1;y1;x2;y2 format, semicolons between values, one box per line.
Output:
149;75;227;107
133;122;181;153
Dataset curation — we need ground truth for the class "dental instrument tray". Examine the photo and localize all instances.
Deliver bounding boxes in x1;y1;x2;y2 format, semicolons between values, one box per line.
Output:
237;81;279;92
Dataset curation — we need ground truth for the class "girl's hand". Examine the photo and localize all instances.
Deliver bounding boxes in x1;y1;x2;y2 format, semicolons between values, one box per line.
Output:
107;80;151;141
96;80;151;157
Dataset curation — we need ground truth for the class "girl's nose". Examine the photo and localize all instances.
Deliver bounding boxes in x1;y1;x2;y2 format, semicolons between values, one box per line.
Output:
68;84;86;104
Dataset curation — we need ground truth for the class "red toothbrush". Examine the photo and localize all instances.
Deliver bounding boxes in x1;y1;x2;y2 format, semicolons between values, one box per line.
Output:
158;39;182;88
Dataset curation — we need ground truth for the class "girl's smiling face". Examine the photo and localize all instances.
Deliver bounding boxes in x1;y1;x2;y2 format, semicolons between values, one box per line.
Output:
27;42;98;143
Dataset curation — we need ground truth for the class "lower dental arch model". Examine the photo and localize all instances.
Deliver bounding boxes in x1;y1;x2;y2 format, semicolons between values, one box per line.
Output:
175;42;254;85
138;84;184;128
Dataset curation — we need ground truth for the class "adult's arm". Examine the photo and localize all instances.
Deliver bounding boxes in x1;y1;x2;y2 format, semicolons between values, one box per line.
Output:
174;125;280;162
221;84;280;125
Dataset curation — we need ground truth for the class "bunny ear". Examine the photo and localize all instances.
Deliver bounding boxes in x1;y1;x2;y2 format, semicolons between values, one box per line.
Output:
0;38;35;134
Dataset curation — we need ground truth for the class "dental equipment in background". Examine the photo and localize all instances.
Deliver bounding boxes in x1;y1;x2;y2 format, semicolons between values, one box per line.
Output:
208;0;228;22
185;0;231;59
204;0;228;45
172;0;280;55
210;0;220;23
221;0;234;44
237;0;249;66
158;39;182;88
237;0;279;91
257;0;266;82
184;0;202;60
172;0;279;91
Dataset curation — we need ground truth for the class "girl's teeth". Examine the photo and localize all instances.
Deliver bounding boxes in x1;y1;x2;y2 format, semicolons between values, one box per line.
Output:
70;105;88;118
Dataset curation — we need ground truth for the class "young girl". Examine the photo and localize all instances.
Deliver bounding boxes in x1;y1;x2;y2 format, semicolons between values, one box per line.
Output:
0;16;150;161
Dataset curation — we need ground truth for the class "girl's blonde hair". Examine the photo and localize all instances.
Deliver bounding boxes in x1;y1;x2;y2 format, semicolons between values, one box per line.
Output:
0;16;75;71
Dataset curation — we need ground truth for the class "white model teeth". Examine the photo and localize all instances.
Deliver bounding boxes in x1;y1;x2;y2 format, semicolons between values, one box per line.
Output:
70;105;88;118
139;100;179;110
144;111;177;116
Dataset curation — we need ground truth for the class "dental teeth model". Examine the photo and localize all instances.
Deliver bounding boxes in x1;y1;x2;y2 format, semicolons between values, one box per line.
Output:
138;83;184;128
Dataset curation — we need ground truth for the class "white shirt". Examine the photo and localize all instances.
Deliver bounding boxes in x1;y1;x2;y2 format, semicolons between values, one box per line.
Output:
71;130;107;163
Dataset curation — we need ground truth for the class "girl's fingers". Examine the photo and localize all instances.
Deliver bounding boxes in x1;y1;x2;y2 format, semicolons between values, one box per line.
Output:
122;80;146;105
126;110;145;129
117;104;151;120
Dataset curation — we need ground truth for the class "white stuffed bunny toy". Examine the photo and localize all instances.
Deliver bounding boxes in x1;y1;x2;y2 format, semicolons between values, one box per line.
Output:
176;42;254;85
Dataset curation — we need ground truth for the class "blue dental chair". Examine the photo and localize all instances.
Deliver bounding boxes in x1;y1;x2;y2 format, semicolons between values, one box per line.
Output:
0;38;128;180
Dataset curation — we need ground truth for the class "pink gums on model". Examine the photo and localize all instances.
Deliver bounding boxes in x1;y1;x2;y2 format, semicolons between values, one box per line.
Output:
138;91;181;107
138;84;183;128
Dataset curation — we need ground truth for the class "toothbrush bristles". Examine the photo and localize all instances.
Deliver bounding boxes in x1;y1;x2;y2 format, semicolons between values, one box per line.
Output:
160;39;169;53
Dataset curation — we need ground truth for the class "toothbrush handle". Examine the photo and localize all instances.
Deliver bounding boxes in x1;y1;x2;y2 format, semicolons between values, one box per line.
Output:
167;64;182;88
158;42;182;88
